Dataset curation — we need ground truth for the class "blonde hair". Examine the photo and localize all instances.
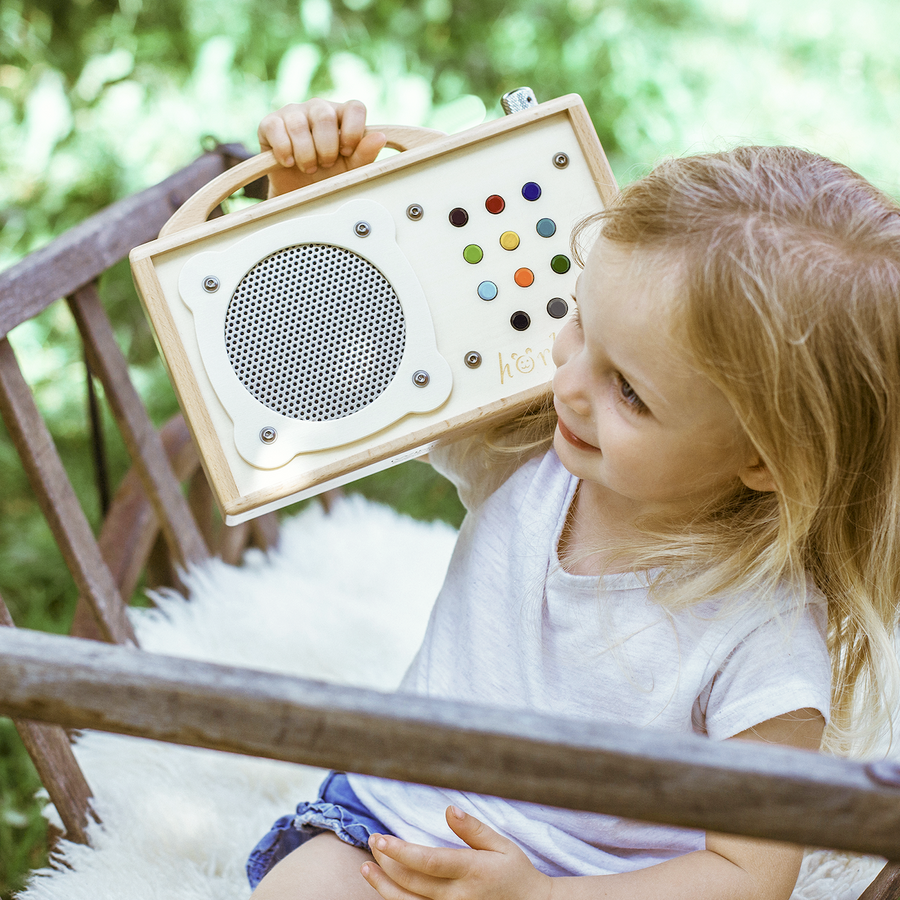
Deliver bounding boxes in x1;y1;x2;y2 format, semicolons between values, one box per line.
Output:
491;146;900;755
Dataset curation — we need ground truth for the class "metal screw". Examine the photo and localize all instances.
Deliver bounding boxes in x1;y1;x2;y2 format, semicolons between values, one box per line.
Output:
354;221;371;237
202;276;220;292
553;152;569;169
412;370;430;387
464;351;482;369
406;204;424;221
259;427;278;444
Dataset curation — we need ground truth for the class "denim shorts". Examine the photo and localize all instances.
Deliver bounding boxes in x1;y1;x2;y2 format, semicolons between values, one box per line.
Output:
246;772;393;890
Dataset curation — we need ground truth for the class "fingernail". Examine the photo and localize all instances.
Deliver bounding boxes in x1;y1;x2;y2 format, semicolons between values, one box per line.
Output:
450;805;466;820
284;155;294;167
304;165;317;174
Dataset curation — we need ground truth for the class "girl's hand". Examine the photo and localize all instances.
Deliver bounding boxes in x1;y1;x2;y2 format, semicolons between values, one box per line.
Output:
361;806;552;900
257;98;386;197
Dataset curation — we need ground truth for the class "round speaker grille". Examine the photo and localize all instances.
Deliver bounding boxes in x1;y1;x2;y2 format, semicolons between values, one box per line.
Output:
224;243;406;421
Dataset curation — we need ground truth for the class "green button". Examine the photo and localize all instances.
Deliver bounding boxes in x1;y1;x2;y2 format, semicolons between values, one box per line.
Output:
463;244;484;264
551;254;571;274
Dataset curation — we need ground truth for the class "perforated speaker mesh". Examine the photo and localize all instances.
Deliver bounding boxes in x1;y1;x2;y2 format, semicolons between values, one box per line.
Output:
224;243;406;421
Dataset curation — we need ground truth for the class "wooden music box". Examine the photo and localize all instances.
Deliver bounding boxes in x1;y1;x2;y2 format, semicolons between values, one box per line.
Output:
130;92;618;523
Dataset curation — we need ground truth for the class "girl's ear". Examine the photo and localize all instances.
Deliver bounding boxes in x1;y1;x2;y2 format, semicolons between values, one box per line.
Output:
739;458;777;493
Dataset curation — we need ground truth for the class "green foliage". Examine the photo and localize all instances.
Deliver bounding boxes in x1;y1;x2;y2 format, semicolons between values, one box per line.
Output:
0;722;47;900
2;0;900;894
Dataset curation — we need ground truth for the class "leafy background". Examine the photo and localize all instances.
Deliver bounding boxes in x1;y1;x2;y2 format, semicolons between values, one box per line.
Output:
2;0;900;893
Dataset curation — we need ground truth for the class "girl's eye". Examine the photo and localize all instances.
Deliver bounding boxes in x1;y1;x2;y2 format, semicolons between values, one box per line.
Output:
615;372;648;414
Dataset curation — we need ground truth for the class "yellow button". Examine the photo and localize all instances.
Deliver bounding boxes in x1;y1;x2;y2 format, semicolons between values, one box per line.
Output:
499;231;520;251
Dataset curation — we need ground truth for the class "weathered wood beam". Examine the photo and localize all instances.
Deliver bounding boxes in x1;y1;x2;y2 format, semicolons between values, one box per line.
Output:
0;597;97;844
0;339;136;644
67;282;208;568
1;627;899;860
859;862;900;900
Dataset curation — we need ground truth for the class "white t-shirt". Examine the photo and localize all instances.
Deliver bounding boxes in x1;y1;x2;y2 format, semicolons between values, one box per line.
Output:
349;447;831;877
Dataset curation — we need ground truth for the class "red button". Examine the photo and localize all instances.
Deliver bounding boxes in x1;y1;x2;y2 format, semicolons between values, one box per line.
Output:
514;268;534;287
485;195;505;214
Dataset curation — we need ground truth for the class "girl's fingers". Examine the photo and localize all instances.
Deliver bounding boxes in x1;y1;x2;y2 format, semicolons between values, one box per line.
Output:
369;834;467;880
445;806;509;853
258;98;381;197
305;99;342;170
257;113;295;168
360;861;421;900
336;99;369;156
347;130;387;169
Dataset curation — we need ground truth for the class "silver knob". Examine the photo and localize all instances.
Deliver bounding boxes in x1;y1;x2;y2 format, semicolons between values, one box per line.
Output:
501;87;538;115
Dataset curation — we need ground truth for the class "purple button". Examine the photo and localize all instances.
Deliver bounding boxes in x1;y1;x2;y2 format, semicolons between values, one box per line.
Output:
522;182;542;201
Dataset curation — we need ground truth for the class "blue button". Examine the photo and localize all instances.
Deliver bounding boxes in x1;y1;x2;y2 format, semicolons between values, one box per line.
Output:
536;218;556;237
522;182;542;201
477;281;499;301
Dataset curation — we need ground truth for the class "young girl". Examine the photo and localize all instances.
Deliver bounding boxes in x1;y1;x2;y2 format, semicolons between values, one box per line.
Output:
247;99;900;900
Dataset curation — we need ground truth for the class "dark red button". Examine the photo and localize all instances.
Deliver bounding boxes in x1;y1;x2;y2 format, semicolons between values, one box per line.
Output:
485;195;505;214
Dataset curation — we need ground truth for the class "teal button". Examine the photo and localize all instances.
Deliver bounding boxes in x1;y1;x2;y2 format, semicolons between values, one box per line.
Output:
477;281;498;301
463;244;484;264
551;254;571;274
536;218;556;237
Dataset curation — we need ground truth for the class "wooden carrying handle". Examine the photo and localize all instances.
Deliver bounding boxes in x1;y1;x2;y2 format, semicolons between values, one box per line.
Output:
159;125;446;239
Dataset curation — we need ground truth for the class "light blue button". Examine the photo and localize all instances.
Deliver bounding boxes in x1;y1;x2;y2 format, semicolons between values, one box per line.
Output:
536;218;556;238
477;281;499;301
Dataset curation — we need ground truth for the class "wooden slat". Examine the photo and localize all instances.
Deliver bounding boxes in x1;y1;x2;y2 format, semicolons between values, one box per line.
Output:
859;863;900;900
0;145;254;341
0;339;136;644
219;521;252;565
1;628;900;861
71;415;202;639
67;282;208;568
250;511;280;552
0;597;96;844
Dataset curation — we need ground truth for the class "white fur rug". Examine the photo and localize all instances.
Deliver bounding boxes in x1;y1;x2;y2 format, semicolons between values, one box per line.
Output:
17;496;885;899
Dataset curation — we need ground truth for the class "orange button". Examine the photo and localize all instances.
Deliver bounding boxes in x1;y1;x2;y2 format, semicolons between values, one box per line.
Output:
514;267;534;287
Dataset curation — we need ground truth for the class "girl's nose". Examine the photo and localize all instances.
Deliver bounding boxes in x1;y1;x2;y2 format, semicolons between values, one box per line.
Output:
551;320;576;368
551;328;591;416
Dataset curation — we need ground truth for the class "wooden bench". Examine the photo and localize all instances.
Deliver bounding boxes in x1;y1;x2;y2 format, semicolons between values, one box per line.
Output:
0;147;898;900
